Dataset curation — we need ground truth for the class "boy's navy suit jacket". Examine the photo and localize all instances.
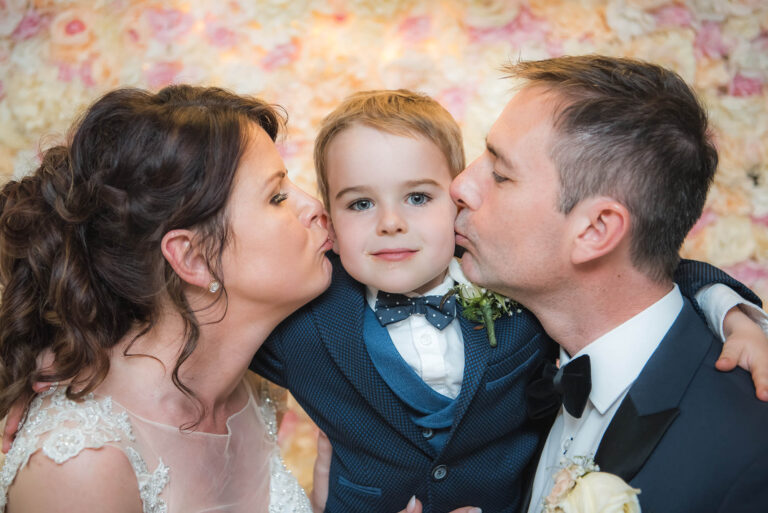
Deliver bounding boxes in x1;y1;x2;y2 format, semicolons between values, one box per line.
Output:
251;253;760;513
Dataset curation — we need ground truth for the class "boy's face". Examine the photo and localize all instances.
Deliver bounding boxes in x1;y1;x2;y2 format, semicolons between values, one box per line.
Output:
326;124;457;295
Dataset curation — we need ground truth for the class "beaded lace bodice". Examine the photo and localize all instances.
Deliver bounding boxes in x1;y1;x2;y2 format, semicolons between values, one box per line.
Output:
0;380;310;513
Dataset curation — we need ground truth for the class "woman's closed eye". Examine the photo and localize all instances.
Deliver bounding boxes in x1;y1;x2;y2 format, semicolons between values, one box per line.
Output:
405;192;431;206
270;192;288;205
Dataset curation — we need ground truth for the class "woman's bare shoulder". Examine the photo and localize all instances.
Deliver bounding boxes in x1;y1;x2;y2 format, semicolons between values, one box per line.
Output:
7;445;142;513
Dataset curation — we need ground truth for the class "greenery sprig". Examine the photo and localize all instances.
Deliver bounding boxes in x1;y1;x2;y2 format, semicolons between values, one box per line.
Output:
444;283;517;347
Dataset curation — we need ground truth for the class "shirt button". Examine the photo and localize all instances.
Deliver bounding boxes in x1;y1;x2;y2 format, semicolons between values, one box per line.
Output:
431;465;447;481
419;334;432;346
422;428;434;439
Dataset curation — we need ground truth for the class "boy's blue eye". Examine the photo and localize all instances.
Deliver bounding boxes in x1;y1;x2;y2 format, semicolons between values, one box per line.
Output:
406;192;430;206
349;199;373;211
270;192;288;204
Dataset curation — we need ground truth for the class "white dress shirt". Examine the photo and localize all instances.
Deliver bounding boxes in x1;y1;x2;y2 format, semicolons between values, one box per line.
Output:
526;283;768;513
365;258;467;399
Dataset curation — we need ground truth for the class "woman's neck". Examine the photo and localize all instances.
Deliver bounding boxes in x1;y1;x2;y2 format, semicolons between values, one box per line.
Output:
97;299;282;433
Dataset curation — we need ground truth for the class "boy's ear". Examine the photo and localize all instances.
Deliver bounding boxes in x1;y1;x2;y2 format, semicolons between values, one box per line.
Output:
570;197;630;265
328;219;340;255
161;229;212;289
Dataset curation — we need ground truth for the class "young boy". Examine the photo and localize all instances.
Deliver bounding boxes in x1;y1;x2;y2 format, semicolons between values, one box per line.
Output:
252;90;766;513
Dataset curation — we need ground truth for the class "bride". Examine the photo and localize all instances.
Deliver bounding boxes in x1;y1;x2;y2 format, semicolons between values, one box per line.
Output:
0;85;332;512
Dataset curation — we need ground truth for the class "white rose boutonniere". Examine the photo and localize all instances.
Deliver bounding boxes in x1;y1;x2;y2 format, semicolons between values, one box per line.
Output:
444;258;518;347
544;456;641;513
446;282;516;347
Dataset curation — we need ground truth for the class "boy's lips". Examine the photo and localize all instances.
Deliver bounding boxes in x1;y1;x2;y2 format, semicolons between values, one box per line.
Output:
370;248;417;262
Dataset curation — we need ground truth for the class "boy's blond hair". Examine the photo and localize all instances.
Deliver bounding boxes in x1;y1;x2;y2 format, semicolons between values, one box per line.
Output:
314;89;465;208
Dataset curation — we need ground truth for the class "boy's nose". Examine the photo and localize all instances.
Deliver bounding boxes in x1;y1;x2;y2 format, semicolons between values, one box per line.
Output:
377;207;407;235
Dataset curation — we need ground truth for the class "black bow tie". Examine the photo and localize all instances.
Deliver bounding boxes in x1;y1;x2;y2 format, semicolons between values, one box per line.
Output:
527;355;592;419
374;291;457;331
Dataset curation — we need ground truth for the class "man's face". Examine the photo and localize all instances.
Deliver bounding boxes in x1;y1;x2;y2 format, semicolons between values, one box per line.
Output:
326;124;457;294
450;86;571;302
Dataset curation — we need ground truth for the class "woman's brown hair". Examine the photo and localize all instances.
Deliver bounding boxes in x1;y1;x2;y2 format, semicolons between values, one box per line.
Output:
0;85;284;422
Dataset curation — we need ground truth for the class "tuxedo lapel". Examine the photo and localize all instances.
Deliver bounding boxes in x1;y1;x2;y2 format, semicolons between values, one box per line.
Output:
595;398;678;482
448;310;494;431
312;264;434;455
595;300;713;482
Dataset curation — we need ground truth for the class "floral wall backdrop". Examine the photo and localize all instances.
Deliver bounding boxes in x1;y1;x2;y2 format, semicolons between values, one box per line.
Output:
2;0;768;490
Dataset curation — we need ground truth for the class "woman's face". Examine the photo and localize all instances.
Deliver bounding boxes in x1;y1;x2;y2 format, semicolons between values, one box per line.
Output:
219;126;333;315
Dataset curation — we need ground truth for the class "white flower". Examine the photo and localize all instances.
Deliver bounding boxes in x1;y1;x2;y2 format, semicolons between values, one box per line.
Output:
555;472;641;513
544;457;640;513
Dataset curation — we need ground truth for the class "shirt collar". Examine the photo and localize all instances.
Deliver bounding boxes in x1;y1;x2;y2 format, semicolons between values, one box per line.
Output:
560;284;683;414
365;258;459;310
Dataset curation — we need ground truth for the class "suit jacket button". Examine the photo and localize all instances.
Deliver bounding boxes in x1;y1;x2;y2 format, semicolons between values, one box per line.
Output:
422;428;434;439
431;465;447;481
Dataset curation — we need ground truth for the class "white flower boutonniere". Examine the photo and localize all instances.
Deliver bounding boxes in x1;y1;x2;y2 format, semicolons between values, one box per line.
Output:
445;282;516;348
544;456;641;513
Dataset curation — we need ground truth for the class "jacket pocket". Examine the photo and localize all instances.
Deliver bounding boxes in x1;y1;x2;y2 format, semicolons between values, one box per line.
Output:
337;475;382;497
485;334;543;391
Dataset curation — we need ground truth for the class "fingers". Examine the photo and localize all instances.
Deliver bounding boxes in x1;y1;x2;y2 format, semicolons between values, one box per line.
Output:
404;496;421;513
748;350;768;402
716;339;741;371
398;497;481;513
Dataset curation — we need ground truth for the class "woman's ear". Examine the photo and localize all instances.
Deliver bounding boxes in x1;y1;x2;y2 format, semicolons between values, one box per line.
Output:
570;198;630;265
161;229;212;289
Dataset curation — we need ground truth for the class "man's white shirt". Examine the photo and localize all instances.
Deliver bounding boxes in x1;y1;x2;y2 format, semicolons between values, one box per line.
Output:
526;283;768;513
527;285;683;513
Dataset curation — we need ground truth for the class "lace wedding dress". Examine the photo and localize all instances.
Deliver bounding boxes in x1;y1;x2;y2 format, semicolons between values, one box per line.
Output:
0;378;311;513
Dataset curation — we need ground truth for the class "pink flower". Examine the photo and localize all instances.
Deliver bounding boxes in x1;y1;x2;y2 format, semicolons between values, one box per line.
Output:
467;6;549;47
57;62;75;82
205;17;238;48
50;8;96;56
144;7;193;43
437;87;470;122
144;61;183;90
688;208;718;237
261;39;301;71
724;260;768;286
399;15;431;44
695;21;729;59
11;8;48;41
652;4;692;28
729;73;764;97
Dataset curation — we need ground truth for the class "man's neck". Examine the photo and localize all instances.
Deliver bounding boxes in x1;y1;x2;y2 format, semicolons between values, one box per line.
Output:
528;271;675;357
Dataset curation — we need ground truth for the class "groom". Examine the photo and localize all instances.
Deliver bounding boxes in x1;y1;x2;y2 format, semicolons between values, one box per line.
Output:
449;55;768;512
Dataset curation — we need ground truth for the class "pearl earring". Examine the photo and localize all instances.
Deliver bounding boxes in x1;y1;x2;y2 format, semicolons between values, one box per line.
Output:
208;280;221;293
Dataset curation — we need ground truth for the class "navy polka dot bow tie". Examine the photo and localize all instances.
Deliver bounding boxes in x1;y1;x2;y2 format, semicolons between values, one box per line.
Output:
374;291;457;331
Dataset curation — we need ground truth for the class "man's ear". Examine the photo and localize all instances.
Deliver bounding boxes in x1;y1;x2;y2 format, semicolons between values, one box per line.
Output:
161;229;212;289
328;219;340;255
570;198;630;265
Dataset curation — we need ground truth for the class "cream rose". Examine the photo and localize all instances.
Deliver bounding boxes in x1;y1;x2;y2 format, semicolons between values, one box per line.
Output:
555;472;641;513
